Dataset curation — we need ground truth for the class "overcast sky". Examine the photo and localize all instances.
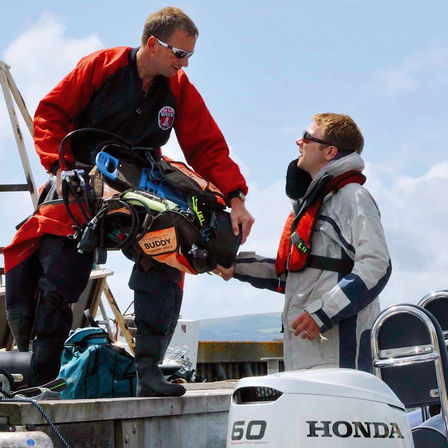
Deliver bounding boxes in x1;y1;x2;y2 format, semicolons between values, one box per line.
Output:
1;0;447;320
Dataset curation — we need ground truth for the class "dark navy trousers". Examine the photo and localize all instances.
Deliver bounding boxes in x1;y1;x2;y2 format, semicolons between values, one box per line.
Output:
6;235;94;335
6;234;183;383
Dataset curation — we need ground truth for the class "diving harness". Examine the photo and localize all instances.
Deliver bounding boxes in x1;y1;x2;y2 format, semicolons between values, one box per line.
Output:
58;128;241;275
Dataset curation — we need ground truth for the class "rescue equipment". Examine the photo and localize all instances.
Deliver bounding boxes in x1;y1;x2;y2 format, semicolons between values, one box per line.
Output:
275;170;366;278
58;128;241;274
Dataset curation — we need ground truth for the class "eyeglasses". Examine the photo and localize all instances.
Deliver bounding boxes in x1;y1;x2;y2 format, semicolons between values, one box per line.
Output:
155;37;194;59
302;131;332;146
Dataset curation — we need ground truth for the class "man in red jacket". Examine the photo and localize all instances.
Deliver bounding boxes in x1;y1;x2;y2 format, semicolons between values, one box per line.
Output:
4;6;254;396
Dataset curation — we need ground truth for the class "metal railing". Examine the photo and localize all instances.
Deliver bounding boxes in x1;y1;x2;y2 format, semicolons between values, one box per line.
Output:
371;304;448;434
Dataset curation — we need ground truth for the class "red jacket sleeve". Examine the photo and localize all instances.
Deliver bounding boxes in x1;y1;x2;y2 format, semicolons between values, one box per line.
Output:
33;47;130;172
169;70;248;197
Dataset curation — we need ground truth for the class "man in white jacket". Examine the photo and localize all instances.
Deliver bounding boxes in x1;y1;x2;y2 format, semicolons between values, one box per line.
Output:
217;113;391;372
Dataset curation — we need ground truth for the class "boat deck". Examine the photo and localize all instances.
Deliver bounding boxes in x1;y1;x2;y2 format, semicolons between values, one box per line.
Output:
0;382;235;447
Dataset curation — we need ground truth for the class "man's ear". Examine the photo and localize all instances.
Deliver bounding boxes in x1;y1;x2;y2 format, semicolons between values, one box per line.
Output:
146;35;157;52
325;146;339;161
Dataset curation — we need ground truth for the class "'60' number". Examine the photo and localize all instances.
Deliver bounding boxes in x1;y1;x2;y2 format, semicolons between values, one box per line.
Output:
231;420;267;440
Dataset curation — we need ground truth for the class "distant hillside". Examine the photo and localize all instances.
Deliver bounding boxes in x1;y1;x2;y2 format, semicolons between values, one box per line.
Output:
199;312;282;341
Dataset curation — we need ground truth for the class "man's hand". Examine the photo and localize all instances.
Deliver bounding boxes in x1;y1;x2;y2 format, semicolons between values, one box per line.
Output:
213;264;235;281
55;168;81;200
230;197;254;244
291;311;321;340
55;168;63;196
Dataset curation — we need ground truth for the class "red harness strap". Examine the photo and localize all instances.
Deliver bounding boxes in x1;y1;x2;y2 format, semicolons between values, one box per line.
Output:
275;170;366;279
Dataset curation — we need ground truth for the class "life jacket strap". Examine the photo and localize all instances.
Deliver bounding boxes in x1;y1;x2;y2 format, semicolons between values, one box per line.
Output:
290;232;310;254
307;255;354;275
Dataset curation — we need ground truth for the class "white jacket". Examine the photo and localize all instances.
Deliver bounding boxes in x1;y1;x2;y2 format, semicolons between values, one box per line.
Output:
234;152;391;371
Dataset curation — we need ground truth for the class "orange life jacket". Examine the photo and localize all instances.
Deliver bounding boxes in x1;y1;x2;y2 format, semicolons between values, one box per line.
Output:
275;170;366;283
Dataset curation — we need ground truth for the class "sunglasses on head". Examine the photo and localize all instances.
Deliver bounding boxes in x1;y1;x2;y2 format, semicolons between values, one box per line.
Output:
302;131;332;146
155;37;194;59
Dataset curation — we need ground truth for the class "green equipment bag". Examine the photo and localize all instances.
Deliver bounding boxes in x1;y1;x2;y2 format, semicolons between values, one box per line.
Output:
58;327;136;399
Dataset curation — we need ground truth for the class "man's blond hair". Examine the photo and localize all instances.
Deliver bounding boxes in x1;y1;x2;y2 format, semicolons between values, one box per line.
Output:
142;6;199;44
312;113;364;154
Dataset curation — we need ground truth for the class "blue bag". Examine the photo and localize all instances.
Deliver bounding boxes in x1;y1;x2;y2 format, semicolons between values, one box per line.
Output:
58;327;136;399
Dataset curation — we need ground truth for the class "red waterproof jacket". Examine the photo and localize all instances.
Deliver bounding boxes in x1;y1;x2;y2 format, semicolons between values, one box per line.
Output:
4;46;248;273
34;46;247;196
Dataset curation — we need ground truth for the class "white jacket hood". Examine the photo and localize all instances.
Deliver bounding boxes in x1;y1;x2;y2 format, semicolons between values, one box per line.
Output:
304;152;365;199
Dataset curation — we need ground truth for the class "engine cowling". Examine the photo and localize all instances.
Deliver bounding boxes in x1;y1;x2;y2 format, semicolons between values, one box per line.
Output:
226;368;414;447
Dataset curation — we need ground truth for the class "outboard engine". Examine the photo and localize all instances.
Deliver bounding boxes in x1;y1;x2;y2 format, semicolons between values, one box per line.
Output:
227;368;414;447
